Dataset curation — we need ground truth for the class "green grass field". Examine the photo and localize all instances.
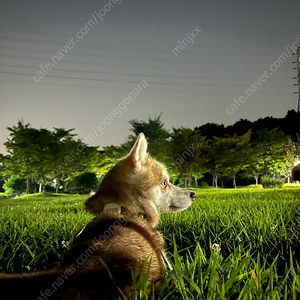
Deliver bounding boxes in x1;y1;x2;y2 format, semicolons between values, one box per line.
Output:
0;189;300;299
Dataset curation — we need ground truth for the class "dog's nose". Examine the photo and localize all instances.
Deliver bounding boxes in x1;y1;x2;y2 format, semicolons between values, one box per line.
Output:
190;192;196;201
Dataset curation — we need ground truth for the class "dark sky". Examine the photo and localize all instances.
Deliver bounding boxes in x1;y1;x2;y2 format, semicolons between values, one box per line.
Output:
1;0;300;153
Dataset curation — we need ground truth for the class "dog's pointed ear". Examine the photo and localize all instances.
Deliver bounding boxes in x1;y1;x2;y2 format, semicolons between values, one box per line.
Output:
292;163;300;181
127;133;148;170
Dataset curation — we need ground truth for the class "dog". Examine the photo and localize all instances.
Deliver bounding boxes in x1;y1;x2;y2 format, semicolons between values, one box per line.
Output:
0;133;196;299
292;163;300;181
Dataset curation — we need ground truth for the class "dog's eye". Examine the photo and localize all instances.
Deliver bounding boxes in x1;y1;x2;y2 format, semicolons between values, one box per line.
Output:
161;179;168;188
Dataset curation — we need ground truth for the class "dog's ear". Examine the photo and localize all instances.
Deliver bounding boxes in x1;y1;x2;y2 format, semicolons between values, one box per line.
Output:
292;163;300;181
127;133;148;170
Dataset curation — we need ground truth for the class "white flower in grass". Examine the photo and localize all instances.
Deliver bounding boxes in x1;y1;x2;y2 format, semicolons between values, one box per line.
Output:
212;243;221;252
271;225;277;233
61;241;69;249
25;266;31;270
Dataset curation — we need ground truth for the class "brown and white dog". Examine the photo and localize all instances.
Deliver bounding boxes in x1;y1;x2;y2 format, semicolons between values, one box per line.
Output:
0;133;196;299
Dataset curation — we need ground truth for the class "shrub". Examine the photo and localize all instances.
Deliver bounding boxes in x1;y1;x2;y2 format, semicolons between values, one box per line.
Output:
69;172;98;194
283;182;300;188
246;184;263;189
176;178;206;188
198;181;210;188
260;175;284;188
2;177;26;196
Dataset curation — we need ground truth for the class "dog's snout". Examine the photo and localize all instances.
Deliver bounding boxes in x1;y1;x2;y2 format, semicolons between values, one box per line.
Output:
190;192;196;201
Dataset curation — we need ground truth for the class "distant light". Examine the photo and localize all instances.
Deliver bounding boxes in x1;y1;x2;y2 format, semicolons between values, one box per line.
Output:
294;160;300;166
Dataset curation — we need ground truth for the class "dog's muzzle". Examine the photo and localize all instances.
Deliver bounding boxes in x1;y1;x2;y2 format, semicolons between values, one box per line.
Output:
190;192;196;201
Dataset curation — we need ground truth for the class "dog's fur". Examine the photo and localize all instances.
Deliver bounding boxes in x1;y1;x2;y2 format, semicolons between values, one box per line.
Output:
292;163;300;181
0;133;196;299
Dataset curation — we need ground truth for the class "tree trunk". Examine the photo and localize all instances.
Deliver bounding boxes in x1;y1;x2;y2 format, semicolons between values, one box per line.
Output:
39;183;42;193
184;177;188;188
194;177;198;187
55;179;60;193
63;182;68;193
213;175;218;188
220;179;224;188
187;176;192;188
255;175;259;185
26;178;30;194
42;177;46;193
233;174;237;188
287;176;290;184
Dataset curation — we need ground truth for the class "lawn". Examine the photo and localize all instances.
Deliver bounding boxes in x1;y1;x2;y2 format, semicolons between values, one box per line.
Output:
0;189;300;299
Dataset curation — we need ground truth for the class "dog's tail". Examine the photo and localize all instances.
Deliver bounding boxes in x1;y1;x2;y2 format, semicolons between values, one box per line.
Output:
0;268;70;300
0;267;124;300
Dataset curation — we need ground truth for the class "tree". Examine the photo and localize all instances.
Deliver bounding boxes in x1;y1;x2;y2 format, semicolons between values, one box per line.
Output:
2;177;26;196
195;123;226;139
242;158;265;185
170;127;206;187
69;172;98;194
200;136;224;188
217;131;252;188
126;113;170;162
2;121;92;193
255;128;289;182
93;145;127;178
285;135;300;182
2;122;36;193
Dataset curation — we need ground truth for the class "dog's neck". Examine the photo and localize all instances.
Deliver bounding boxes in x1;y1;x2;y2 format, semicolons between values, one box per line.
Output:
120;205;146;219
103;202;159;227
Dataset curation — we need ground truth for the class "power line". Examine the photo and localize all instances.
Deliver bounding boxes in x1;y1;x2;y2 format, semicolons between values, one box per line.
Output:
0;71;216;85
0;70;294;88
0;64;293;82
0;63;215;79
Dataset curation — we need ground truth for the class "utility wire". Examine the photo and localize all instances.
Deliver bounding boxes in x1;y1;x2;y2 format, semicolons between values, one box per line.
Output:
0;64;214;79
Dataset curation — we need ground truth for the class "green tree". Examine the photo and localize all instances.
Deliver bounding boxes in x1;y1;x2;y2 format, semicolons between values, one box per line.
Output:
255;128;289;183
242;140;267;185
2;177;26;196
2;122;36;193
126;113;170;162
2;121;89;193
201;136;225;188
50;140;100;193
69;172;98;194
242;128;289;184
217;131;252;188
284;135;300;183
171;127;206;187
92;145;127;180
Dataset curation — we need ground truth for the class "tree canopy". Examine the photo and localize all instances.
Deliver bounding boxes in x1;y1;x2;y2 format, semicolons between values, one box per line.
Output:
1;110;299;194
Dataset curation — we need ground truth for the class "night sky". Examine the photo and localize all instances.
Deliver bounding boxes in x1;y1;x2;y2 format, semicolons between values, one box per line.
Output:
1;0;300;153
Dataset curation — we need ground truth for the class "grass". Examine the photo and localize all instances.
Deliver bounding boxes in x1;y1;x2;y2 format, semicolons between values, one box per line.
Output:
0;189;300;298
0;193;90;271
